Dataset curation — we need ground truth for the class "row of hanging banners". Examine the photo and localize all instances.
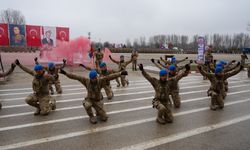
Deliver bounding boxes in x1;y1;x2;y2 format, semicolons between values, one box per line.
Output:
0;23;69;47
0;23;115;66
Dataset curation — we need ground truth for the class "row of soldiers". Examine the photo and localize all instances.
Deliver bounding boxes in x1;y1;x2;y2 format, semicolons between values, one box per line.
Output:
0;53;135;124
0;53;245;125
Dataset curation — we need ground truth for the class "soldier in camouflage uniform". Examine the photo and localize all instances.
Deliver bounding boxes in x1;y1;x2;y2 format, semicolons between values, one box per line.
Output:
34;57;66;95
15;59;56;115
168;64;190;108
131;49;139;71
160;56;188;66
109;55;132;87
0;63;16;109
79;62;121;100
95;48;104;65
60;69;128;124
139;64;173;124
197;62;242;110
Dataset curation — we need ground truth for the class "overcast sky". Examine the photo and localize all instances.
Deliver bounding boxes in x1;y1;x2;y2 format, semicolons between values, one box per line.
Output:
1;0;250;43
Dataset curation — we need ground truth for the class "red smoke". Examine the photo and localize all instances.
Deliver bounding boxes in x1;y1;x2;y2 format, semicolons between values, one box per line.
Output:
39;36;117;66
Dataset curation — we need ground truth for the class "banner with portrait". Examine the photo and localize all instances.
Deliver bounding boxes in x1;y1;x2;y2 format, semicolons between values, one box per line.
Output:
41;26;56;48
197;36;205;63
26;25;41;47
56;27;69;42
0;23;9;46
9;24;26;46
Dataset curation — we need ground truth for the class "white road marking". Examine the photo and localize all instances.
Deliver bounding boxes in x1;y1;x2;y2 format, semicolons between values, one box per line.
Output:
0;78;207;96
1;79;248;102
0;89;250;131
0;98;250;150
117;114;250;150
2;81;249;109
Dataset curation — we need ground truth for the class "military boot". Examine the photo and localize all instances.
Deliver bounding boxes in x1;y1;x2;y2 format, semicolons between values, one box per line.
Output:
34;108;41;115
89;116;97;124
156;117;166;124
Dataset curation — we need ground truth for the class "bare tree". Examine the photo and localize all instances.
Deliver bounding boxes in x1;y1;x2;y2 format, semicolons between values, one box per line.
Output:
0;9;25;24
125;39;132;48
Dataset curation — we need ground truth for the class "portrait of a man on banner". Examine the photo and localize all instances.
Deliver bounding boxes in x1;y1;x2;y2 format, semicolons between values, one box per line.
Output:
41;26;56;49
9;24;26;46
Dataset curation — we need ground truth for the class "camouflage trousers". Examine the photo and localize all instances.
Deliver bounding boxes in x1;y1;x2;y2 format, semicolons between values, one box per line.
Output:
25;93;56;115
170;89;181;108
152;98;173;123
49;79;62;94
207;90;224;110
82;98;108;121
117;75;129;87
103;84;114;100
132;60;137;71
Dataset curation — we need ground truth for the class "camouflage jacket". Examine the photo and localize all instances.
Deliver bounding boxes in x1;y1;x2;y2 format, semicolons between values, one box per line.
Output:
199;65;241;93
141;70;170;103
19;64;54;96
65;72;121;101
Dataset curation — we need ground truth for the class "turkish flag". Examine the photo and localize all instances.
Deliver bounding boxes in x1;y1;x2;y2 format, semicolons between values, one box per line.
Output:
26;25;41;46
0;24;9;46
56;27;69;42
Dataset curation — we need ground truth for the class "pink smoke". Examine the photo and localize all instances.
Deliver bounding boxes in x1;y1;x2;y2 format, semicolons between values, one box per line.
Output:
39;36;117;66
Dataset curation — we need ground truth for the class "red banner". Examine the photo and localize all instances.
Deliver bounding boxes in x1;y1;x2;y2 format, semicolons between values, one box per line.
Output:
56;27;69;42
26;25;41;46
0;24;9;46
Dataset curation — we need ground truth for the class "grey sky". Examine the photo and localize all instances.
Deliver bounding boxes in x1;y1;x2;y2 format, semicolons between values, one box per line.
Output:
1;0;250;43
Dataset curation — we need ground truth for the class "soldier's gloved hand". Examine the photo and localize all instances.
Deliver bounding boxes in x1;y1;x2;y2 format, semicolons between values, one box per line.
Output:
121;70;128;75
63;59;66;64
79;64;85;67
186;57;188;59
109;55;112;59
185;64;191;71
232;60;236;63
190;60;193;64
60;69;66;75
139;64;144;71
213;59;217;64
34;57;38;62
15;59;20;65
11;63;16;69
157;60;161;64
151;58;155;63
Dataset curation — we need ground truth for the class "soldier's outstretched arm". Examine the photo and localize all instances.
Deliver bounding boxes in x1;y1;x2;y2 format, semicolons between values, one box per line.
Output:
160;57;169;64
139;64;157;88
60;69;88;86
109;55;119;64
0;63;16;78
224;63;242;79
79;63;93;71
170;64;190;81
151;59;164;70
224;61;238;72
15;59;35;76
197;65;212;79
124;57;133;66
157;60;167;68
176;57;188;64
101;71;123;82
